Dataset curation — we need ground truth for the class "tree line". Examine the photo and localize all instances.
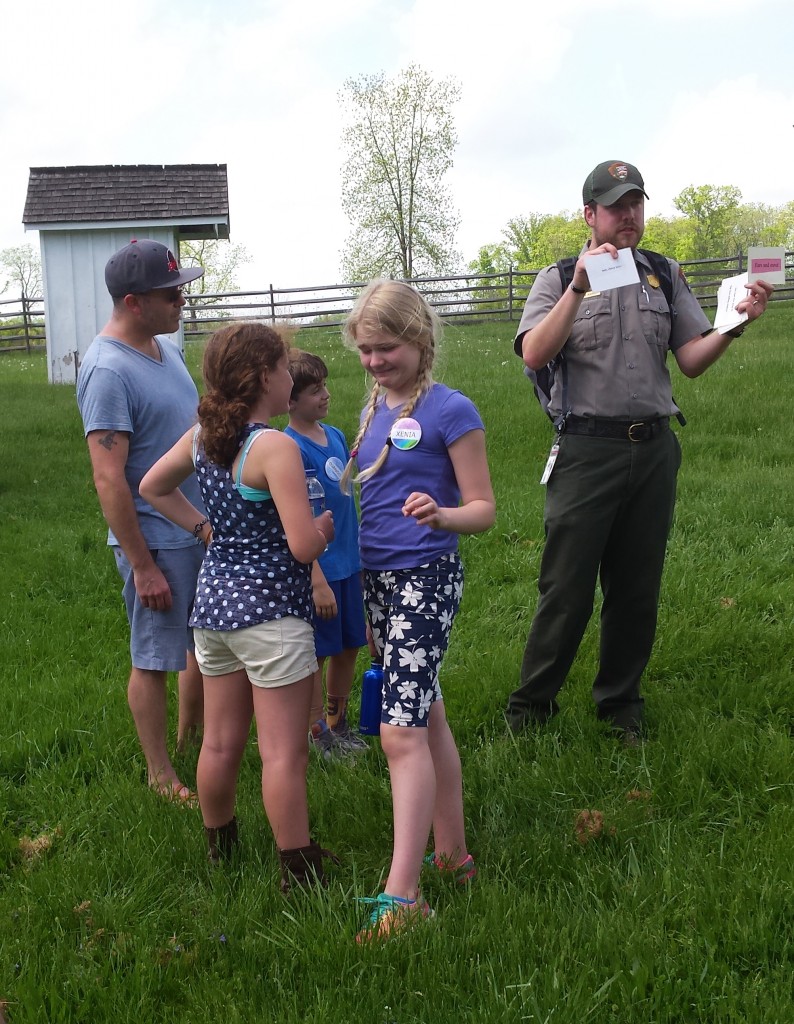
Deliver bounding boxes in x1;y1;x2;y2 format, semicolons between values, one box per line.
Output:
470;186;794;280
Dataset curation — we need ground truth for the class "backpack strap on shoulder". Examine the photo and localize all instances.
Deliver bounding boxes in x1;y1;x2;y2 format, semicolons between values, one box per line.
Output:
549;258;578;430
638;248;675;317
638;249;686;426
520;258;578;430
556;256;577;294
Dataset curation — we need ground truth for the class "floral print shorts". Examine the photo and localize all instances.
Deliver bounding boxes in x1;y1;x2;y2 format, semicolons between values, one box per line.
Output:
363;553;463;728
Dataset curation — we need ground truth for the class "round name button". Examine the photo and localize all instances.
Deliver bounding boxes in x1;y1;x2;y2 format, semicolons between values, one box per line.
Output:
390;417;422;450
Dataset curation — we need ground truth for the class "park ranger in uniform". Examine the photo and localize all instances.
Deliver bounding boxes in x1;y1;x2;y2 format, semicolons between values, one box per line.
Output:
504;160;773;743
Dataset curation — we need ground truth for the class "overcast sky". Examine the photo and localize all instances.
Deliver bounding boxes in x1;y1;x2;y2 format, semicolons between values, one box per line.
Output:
2;0;793;292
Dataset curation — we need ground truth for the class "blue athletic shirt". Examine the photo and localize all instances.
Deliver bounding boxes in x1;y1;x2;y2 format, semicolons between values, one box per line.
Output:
284;422;361;582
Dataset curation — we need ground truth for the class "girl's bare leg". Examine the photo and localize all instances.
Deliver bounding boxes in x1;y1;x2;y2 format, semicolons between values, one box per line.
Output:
379;723;435;900
197;669;252;826
254;674;313;849
427;700;468;862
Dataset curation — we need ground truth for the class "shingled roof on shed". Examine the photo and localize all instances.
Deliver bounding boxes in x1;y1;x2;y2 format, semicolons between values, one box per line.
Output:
23;164;229;231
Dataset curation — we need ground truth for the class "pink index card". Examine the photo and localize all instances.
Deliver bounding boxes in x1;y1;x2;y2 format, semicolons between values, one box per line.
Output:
750;258;781;273
747;247;786;285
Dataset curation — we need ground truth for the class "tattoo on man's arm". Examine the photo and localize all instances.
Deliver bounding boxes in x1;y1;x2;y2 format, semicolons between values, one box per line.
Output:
98;431;118;451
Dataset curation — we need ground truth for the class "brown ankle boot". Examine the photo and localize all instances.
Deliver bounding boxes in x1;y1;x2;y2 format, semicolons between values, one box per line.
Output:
278;840;340;893
205;817;239;864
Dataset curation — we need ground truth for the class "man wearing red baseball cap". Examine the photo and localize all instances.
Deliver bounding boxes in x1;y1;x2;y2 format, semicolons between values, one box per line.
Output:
77;240;206;802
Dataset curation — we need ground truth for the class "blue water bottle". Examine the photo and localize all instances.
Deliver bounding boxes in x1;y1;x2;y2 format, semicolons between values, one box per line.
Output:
359;661;384;736
305;469;325;517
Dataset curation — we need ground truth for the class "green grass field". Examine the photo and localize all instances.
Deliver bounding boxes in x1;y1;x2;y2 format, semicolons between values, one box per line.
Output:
0;307;792;1023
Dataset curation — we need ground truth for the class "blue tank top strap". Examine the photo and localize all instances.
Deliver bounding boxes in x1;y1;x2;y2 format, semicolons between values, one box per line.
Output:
235;427;272;502
235;428;266;486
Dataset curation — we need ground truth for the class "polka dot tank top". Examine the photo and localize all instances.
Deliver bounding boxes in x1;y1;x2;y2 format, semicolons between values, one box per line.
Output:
189;423;313;632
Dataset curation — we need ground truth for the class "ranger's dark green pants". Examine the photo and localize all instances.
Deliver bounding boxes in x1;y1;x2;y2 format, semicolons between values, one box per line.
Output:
505;427;681;733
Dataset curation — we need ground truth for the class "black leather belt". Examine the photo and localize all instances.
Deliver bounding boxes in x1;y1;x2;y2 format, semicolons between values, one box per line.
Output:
563;416;670;442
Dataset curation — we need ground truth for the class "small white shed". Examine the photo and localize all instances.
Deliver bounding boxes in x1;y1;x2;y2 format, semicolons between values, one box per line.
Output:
23;164;229;383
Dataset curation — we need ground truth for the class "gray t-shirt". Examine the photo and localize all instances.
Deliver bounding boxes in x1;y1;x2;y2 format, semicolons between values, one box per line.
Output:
77;334;204;548
514;250;712;419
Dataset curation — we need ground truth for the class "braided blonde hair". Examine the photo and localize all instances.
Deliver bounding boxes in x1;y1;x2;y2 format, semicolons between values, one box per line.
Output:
340;280;442;494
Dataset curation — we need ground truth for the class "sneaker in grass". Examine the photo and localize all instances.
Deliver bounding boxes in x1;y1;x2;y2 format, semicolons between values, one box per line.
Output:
355;892;434;944
330;720;369;753
423;851;477;885
309;721;345;762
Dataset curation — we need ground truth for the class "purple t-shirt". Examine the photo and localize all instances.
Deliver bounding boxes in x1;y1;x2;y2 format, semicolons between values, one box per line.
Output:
357;383;485;570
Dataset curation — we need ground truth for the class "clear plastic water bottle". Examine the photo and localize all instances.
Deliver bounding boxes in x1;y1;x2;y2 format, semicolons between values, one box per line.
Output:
359;661;384;736
305;469;325;517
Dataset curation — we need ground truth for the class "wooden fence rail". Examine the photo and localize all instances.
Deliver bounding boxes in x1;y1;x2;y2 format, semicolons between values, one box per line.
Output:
0;294;45;352
2;251;792;352
179;251;793;336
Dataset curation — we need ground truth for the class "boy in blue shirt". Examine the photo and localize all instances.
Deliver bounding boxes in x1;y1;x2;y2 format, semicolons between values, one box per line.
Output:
285;350;368;757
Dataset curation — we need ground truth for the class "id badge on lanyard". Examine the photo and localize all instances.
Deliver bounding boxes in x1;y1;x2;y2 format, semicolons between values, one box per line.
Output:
540;439;560;486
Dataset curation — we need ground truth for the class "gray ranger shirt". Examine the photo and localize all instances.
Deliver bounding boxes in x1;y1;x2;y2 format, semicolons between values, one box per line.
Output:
514;249;712;420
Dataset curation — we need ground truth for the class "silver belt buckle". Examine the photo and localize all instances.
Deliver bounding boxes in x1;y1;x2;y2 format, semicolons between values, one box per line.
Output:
628;421;646;442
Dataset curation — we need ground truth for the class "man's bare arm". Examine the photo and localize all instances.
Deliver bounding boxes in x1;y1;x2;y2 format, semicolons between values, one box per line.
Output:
86;429;172;610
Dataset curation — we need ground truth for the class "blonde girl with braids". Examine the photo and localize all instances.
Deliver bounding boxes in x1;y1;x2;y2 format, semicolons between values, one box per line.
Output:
141;323;338;893
342;280;496;942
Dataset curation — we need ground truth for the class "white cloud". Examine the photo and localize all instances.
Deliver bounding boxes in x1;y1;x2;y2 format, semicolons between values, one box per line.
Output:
644;76;794;216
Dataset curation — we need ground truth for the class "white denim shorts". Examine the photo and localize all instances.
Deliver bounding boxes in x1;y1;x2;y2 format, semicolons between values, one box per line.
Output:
193;616;317;688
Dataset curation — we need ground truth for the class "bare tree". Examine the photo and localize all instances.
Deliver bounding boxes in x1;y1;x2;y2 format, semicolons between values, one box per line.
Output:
0;244;42;299
179;239;250;296
339;64;461;281
178;239;251;329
